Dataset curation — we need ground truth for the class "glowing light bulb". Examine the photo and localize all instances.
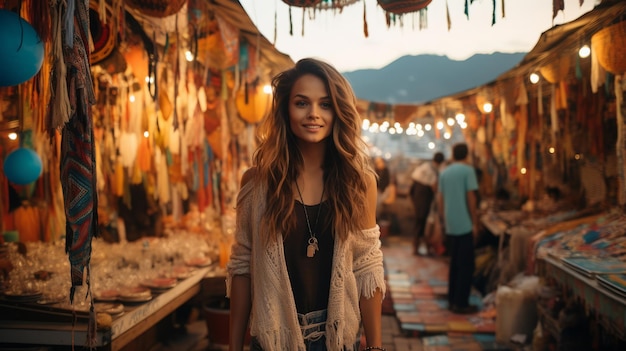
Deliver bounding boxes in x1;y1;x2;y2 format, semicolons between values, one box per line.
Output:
578;45;590;58
529;73;540;84
483;102;493;113
185;50;194;62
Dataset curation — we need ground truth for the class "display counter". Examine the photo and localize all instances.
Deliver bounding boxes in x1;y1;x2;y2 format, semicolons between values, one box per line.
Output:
537;256;626;340
0;266;226;350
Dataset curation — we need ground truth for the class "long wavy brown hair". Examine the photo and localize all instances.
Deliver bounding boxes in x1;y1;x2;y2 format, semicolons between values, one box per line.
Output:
252;58;374;243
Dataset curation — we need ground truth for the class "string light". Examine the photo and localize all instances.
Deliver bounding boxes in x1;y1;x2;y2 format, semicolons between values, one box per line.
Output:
529;72;540;84
578;44;590;58
483;102;493;113
185;50;194;62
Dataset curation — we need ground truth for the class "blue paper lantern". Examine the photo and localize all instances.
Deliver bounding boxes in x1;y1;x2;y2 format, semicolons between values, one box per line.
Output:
0;10;44;87
3;147;43;185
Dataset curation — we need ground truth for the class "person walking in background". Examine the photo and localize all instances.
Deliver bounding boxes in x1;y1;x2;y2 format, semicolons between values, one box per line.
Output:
374;156;392;220
227;58;386;351
409;151;444;255
437;143;479;314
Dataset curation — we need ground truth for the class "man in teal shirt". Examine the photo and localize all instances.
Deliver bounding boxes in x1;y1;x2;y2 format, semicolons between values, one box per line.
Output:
437;143;479;314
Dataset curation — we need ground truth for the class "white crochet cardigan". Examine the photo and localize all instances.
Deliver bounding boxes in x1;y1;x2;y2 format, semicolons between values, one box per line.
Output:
226;180;386;351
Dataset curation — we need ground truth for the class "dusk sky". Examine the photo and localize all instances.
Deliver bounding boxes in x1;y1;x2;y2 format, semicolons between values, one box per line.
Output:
239;0;596;72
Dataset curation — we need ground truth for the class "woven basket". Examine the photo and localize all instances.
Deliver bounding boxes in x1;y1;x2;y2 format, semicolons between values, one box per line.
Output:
377;0;432;15
591;20;626;75
539;55;571;83
282;0;322;7
125;0;187;18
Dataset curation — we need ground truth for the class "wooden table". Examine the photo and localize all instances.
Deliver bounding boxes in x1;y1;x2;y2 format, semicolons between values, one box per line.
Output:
0;266;224;350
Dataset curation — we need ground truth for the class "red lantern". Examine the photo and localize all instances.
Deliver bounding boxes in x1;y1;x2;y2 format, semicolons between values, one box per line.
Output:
377;0;432;15
282;0;323;7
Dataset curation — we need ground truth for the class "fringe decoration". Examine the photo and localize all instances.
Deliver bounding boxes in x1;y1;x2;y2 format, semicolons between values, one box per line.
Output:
289;6;293;36
87;285;97;347
363;0;368;38
419;8;427;30
274;6;278;45
49;0;71;131
301;7;305;36
491;0;496;25
501;0;505;18
464;0;469;19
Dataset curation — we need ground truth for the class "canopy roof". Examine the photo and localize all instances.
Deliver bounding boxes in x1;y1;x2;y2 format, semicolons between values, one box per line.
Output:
498;0;626;81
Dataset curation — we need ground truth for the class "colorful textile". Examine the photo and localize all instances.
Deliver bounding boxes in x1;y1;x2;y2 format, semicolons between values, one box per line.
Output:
59;0;97;303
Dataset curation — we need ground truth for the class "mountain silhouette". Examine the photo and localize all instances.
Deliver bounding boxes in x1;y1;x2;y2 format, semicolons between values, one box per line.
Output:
343;52;526;104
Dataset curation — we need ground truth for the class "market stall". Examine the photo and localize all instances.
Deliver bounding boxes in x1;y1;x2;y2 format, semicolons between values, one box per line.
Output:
0;0;292;349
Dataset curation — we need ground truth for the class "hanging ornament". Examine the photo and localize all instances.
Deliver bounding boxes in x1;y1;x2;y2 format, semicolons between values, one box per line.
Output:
0;10;44;87
377;0;432;15
3;147;43;185
282;0;323;7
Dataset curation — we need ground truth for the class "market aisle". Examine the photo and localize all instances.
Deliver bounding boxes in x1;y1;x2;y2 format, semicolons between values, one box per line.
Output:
381;235;511;351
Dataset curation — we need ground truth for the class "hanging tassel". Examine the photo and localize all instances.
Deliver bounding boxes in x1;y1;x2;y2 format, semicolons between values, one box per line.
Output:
86;275;98;347
289;6;293;36
492;0;496;25
446;0;451;31
301;8;305;36
464;0;470;19
363;0;368;38
99;0;106;23
50;0;71;131
419;8;427;30
501;0;506;18
273;6;278;45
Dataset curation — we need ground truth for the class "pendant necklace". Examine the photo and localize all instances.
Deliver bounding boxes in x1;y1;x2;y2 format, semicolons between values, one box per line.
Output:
295;181;325;258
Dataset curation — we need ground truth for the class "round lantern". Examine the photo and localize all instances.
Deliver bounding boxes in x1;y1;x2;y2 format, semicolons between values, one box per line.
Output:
125;0;187;18
3;147;43;185
591;21;626;75
0;10;44;87
236;85;272;124
539;55;571;84
377;0;432;15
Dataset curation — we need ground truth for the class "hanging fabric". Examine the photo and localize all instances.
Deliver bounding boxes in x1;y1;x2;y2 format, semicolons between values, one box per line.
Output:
363;0;369;37
58;0;98;346
446;0;451;31
552;0;564;20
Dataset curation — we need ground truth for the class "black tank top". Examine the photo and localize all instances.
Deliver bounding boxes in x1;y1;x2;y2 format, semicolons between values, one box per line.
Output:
284;200;334;314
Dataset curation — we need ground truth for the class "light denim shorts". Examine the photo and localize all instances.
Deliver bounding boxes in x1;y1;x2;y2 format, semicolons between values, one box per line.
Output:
250;309;360;351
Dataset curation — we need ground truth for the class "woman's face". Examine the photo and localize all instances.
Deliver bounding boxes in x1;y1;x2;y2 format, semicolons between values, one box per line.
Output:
288;74;334;145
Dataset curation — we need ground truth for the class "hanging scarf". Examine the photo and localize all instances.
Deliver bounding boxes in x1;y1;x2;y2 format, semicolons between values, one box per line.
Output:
59;0;98;347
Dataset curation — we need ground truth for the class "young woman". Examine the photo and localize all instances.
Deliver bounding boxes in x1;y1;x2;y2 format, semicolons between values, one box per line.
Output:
227;58;386;351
